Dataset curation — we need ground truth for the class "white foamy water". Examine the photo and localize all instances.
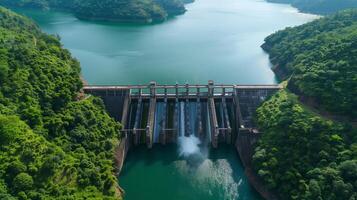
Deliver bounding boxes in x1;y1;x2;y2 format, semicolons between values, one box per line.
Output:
178;135;201;157
174;158;240;199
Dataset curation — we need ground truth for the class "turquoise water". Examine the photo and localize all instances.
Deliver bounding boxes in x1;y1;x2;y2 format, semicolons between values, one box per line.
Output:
15;0;317;199
16;0;317;85
120;145;262;200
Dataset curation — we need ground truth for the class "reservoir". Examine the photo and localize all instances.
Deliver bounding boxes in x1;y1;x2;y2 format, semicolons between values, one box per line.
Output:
17;0;316;85
16;0;317;199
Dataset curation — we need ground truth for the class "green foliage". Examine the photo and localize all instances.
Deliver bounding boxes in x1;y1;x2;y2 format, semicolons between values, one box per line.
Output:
0;0;188;23
253;90;357;199
0;115;22;144
262;9;357;118
12;173;34;191
267;0;357;15
258;10;357;199
0;7;121;199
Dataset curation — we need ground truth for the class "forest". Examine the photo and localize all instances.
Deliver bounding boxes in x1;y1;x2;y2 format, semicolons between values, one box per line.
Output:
254;90;357;199
0;0;189;23
254;9;357;200
267;0;357;14
262;9;357;118
0;7;122;199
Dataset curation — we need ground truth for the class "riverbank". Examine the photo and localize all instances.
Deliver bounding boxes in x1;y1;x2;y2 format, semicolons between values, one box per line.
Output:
0;0;189;24
266;0;357;15
236;129;279;200
113;137;130;199
260;43;289;81
261;9;357;118
255;9;357;199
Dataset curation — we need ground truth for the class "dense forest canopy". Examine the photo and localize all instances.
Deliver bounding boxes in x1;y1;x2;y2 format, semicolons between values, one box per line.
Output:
267;0;357;14
0;0;189;23
0;7;122;199
255;8;357;200
262;9;357;118
254;90;357;200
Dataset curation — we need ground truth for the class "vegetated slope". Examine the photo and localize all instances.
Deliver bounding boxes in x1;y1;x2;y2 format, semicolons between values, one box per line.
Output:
267;0;357;15
0;0;188;23
253;90;356;200
254;8;357;200
262;9;357;118
0;7;122;199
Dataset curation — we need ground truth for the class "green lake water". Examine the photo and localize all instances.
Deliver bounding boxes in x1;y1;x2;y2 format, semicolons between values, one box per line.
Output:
15;0;317;199
17;0;317;85
120;145;262;200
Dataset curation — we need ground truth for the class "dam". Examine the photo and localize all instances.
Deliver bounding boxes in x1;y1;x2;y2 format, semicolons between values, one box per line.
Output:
83;81;281;148
84;81;281;199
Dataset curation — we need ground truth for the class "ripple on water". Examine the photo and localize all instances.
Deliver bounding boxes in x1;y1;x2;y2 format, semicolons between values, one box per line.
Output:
174;158;239;199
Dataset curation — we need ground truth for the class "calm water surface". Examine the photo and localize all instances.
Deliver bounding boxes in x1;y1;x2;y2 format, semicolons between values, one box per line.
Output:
17;0;316;85
17;0;317;199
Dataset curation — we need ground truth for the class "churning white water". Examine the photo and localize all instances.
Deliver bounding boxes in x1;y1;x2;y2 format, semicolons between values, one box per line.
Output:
178;135;201;157
177;100;206;158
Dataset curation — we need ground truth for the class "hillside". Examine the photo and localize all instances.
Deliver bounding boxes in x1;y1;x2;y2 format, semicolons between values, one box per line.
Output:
0;0;188;23
0;7;122;199
262;9;357;118
253;90;357;200
254;9;357;200
267;0;357;15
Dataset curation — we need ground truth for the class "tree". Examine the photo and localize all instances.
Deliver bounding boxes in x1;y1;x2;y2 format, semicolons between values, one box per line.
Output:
0;116;23;145
339;160;357;182
12;173;33;191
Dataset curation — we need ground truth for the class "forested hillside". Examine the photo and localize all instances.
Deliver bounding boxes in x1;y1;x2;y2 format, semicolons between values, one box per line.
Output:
0;0;188;23
253;90;357;200
254;9;357;200
267;0;357;14
262;9;357;118
0;7;122;199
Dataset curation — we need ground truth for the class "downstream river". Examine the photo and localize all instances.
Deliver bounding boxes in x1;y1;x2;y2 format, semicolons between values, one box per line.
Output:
17;0;317;199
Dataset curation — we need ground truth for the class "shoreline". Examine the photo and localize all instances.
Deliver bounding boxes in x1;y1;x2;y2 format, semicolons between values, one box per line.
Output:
3;5;188;24
235;129;279;200
113;136;130;199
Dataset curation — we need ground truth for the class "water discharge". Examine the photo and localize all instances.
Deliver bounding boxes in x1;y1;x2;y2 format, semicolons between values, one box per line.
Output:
176;100;206;158
120;145;260;200
178;135;202;157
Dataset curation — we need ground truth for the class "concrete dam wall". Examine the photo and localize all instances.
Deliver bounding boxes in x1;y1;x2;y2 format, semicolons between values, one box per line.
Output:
84;81;281;199
83;81;281;148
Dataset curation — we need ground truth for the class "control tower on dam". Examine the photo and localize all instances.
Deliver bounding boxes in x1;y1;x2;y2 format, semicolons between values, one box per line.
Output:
83;81;282;148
